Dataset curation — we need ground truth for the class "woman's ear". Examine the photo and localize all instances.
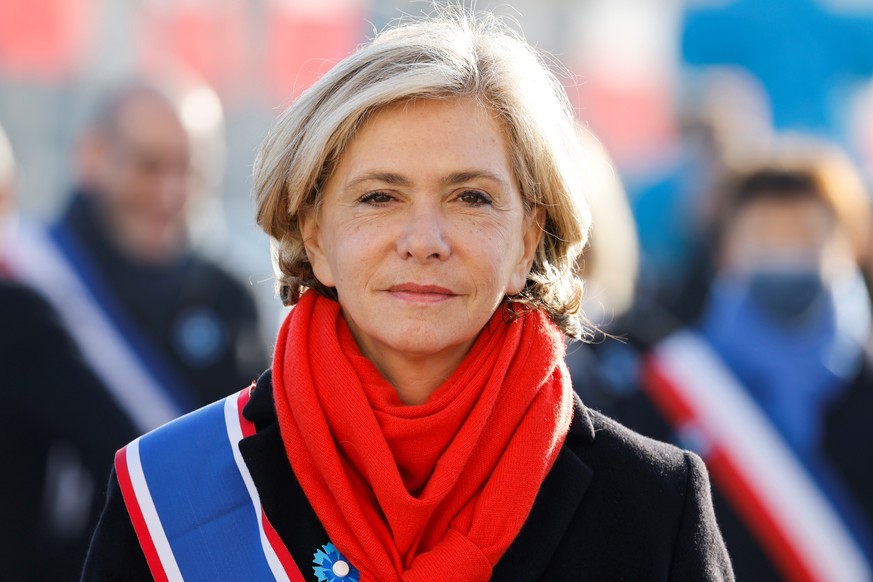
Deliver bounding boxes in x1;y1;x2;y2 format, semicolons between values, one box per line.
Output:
507;206;545;295
299;209;336;287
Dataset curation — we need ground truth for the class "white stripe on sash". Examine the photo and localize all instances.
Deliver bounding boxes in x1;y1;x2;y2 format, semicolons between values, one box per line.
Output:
223;392;293;582
124;438;184;582
650;331;870;582
4;223;180;431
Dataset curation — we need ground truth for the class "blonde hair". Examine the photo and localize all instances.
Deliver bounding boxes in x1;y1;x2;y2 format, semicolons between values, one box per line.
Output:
254;7;591;338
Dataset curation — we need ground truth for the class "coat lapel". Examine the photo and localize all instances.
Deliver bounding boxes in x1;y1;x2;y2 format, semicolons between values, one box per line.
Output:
492;395;595;581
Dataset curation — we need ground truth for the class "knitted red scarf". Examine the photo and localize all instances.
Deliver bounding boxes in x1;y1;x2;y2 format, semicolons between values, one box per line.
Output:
273;290;573;582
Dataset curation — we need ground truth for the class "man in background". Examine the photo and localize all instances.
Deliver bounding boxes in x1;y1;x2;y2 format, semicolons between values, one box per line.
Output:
3;78;268;432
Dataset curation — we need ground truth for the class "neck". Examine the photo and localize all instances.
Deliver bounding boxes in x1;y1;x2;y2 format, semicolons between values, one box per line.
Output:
358;342;473;406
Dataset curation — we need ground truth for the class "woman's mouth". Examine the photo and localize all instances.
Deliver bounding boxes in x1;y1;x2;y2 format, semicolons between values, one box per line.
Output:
387;283;458;303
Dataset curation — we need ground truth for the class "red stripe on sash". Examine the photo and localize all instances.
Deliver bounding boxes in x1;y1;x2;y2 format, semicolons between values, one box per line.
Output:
235;385;306;582
115;446;170;582
262;514;306;582
643;356;817;581
237;384;256;437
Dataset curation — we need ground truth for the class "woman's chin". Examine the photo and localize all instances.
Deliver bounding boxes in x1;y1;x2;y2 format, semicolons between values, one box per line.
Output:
361;323;476;364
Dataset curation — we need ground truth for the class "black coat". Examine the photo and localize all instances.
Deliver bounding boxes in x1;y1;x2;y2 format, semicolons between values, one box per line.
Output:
83;371;734;581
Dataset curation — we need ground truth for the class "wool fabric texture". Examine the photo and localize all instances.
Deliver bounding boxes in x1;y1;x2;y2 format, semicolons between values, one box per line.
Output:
272;290;573;582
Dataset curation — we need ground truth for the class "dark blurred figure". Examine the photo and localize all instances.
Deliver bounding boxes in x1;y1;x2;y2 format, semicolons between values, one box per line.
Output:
4;78;268;433
585;139;873;580
0;123;139;580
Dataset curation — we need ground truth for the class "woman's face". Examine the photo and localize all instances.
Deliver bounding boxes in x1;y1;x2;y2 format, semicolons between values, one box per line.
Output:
301;98;541;374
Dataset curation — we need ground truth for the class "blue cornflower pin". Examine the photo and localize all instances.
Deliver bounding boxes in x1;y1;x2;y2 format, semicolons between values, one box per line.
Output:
313;542;360;582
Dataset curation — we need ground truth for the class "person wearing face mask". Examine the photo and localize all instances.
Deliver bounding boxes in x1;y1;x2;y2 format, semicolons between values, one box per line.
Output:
640;144;873;581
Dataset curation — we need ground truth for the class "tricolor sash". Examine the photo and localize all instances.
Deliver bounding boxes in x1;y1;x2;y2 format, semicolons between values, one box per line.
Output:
643;330;871;582
115;387;305;582
2;221;191;431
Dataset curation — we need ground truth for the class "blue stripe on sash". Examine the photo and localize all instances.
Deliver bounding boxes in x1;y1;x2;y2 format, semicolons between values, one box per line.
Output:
137;397;276;581
50;220;196;412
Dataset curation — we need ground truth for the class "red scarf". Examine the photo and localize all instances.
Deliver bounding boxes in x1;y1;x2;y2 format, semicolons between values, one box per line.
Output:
273;290;573;582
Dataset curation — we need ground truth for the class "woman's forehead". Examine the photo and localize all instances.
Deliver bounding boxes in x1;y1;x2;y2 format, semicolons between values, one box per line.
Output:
327;97;517;189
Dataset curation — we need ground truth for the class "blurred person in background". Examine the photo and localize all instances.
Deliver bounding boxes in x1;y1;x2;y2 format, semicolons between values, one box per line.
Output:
0;122;139;580
573;129;640;331
564;129;647;414
638;140;873;580
3;78;268;435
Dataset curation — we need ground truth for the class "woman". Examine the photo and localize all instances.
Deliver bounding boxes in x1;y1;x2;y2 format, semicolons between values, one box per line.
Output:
83;9;733;581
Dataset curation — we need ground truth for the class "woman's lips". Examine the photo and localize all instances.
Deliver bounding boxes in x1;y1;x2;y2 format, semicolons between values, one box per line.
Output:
387;283;458;303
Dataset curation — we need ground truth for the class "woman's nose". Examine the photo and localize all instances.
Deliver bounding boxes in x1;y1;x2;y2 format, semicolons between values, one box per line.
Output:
396;204;451;262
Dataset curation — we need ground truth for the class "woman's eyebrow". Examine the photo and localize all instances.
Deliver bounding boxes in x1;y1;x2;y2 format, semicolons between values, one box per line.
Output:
346;171;411;188
442;170;509;189
345;169;510;190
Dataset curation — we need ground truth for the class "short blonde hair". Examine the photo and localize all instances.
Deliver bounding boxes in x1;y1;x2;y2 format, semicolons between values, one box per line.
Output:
254;8;591;338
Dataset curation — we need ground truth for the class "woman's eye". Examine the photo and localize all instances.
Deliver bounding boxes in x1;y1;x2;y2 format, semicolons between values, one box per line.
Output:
458;190;493;206
359;191;394;205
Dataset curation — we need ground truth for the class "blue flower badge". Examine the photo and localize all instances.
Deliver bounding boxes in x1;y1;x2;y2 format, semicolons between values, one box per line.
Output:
313;543;360;582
